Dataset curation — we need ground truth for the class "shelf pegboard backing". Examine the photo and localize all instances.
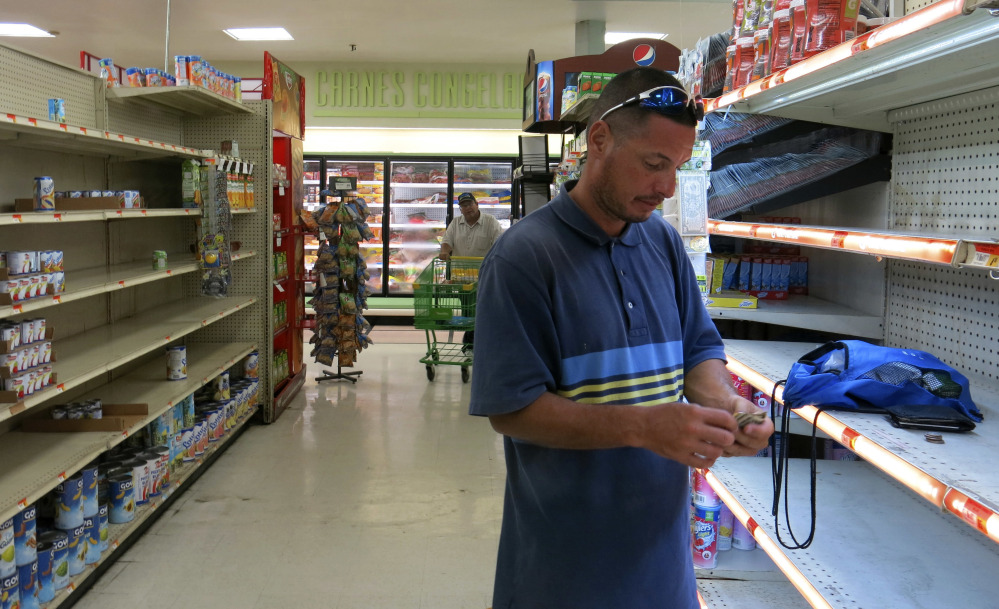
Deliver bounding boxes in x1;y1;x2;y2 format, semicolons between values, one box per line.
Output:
106;97;184;144
887;86;999;388
0;44;100;128
181;100;274;417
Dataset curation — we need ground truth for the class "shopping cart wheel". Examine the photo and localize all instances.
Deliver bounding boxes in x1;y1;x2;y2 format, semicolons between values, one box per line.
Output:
461;366;470;383
426;365;436;381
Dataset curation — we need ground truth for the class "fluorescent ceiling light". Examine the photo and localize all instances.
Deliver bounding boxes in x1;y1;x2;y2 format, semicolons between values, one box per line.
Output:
223;27;293;41
605;31;667;44
0;23;55;37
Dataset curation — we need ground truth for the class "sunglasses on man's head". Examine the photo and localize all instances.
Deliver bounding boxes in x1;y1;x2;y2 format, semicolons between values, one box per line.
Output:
597;86;705;124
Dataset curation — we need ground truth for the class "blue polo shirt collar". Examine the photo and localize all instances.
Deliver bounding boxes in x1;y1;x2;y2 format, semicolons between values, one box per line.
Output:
554;181;644;247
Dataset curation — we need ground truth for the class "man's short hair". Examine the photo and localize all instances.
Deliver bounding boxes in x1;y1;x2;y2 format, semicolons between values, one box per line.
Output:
586;68;696;135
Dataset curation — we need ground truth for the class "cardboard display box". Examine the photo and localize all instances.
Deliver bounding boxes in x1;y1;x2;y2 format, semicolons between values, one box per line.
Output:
704;291;759;309
20;403;149;432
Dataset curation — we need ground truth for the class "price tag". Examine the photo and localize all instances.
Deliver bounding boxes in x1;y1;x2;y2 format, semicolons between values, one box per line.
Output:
79;127;86;134
28;118;37;126
274;282;285;293
112;540;119;550
11;214;22;223
278;186;285;196
54;214;63;221
831;231;849;249
57;472;66;482
55;383;65;393
166;269;173;276
17;498;28;509
122;430;129;438
52;295;61;304
12;304;23;313
67;582;76;592
118;281;126;288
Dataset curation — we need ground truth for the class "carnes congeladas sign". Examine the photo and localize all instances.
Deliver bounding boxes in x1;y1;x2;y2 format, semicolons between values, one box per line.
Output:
313;67;522;119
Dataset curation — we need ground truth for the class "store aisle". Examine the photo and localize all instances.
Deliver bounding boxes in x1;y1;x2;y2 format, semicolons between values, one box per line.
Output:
74;343;505;609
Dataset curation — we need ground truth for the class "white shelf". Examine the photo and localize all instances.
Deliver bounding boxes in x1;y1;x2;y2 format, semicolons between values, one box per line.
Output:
381;243;439;250
707;295;883;339
389;223;446;229
0;207;208;225
304;179;320;184
45;401;257;608
695;546;784;582
0;111;212;160
723;338;999;543
708;458;999;608
453;182;511;189
0;341;255;525
0;296;256;422
705;7;999;132
698;580;810;609
106;86;253;117
390;203;447;207
0;251;255;318
390;183;449;189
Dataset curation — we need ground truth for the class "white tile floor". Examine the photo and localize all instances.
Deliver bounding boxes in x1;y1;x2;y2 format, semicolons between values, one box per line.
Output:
73;342;504;609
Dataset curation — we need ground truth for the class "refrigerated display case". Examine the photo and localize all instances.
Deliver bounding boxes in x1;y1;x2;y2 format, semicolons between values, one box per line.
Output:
453;161;513;229
388;160;449;294
301;155;514;297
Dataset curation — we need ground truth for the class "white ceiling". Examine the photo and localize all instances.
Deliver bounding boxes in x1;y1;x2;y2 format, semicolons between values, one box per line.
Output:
5;0;733;72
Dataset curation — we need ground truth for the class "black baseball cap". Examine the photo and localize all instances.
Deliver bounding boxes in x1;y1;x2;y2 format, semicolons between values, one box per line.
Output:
457;192;477;205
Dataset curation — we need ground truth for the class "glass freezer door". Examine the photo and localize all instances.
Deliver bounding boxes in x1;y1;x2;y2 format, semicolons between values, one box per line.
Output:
326;159;387;294
387;161;449;295
453;161;514;229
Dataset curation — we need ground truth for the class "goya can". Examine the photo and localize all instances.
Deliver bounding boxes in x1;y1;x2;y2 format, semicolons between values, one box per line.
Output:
35;538;55;603
33;177;55;211
97;504;109;552
53;474;84;530
13;504;37;566
63;524;85;576
81;463;99;517
38;530;68;591
0;572;17;609
82;515;100;565
108;474;135;524
0;518;14;577
167;346;187;380
18;560;39;609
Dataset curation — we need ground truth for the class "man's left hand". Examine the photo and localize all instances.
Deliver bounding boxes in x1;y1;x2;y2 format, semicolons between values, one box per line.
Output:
719;394;774;457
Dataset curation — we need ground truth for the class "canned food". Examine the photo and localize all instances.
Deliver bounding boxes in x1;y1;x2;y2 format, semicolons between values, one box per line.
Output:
244;351;259;379
63;524;85;576
68;191;83;198
49;272;65;293
53;474;84;530
174;55;190;86
35;538;55;602
80;464;99;517
126;67;144;87
37;529;68;592
732;518;756;550
12;504;36;567
18;560;39;609
82;515;100;565
0;518;14;577
692;503;720;569
0;572;17;609
108;474;135;524
153;250;168;270
167;346;187;380
97;504;109;552
7;252;32;275
86;190;103;198
33;177;55;211
214;371;230;400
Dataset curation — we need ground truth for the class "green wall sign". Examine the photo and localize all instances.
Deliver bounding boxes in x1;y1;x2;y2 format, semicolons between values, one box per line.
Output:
311;67;523;120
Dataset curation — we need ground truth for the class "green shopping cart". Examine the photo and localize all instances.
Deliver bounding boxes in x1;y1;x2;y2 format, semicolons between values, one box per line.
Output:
413;256;482;382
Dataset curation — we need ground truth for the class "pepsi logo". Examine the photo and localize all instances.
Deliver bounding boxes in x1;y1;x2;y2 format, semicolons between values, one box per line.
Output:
633;44;656;67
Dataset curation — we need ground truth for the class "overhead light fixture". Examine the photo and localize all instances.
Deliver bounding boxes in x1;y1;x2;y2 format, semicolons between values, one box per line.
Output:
0;23;55;37
223;27;293;41
605;32;667;44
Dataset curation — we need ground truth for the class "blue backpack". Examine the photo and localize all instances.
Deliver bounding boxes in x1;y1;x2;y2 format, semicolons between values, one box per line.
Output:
781;340;982;422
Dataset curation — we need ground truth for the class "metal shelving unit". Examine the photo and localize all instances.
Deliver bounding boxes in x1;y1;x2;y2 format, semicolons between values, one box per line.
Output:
0;251;255;318
699;580;811;609
0;296;255;422
705;2;999;132
0;341;255;525
707;295;883;339
705;459;999;609
723;339;999;545
106;85;254;116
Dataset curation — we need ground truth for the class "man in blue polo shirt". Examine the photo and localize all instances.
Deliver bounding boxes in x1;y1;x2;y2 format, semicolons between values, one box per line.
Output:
469;68;773;608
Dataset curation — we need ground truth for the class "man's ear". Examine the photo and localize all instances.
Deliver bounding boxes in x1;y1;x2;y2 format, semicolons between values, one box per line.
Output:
587;120;614;160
